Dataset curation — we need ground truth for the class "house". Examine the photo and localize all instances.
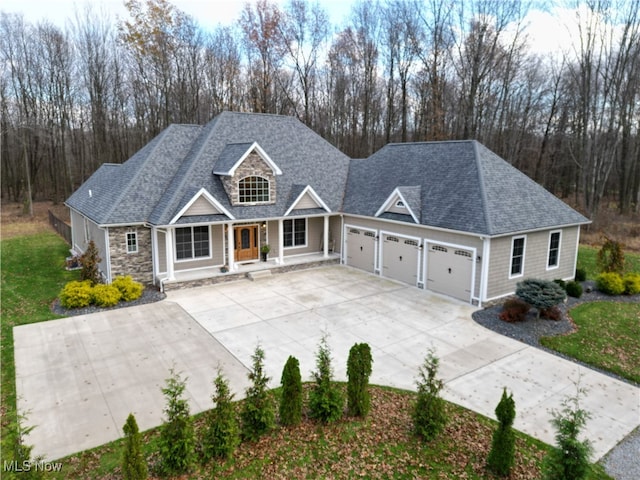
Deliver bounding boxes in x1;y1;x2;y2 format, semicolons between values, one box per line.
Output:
66;112;590;305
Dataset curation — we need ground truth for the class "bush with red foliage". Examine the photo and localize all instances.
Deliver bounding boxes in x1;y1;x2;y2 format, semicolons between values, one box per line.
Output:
540;305;563;321
498;298;531;323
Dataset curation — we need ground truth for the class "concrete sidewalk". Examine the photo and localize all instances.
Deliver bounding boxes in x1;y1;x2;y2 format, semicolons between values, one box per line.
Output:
15;265;639;462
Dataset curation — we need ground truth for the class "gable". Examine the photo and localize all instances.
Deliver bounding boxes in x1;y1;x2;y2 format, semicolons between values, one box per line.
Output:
213;142;282;176
184;196;222;216
374;186;421;224
169;188;234;224
285;185;331;216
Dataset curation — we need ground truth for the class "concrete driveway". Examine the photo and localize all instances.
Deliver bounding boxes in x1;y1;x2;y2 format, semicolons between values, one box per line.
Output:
15;266;639;462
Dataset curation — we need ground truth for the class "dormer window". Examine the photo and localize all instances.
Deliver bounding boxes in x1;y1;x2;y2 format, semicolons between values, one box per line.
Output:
238;176;270;204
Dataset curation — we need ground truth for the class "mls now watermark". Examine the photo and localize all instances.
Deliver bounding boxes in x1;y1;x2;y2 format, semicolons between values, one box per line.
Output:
4;460;63;473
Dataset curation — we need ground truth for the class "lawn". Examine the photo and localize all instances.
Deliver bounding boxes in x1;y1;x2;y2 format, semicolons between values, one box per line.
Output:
578;245;640;279
0;230;616;479
541;302;640;384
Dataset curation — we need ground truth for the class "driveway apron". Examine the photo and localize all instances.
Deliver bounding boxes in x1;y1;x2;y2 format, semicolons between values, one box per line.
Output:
15;266;639;462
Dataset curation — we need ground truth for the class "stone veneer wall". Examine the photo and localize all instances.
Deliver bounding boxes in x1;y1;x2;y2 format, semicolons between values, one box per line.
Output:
108;226;153;284
221;152;276;205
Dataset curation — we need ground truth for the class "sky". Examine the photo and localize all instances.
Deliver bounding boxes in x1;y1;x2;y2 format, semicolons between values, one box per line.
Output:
2;0;582;58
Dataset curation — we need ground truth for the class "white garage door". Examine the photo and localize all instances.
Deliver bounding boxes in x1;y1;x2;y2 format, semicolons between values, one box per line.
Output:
345;227;376;273
427;243;473;302
382;234;420;285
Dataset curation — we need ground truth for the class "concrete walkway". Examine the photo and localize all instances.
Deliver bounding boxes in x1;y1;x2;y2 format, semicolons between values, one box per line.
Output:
15;266;639;462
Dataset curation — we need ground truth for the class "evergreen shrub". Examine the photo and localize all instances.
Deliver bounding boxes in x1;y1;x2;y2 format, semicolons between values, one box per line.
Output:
623;272;640;295
80;240;102;284
112;275;144;301
596;272;625;295
565;281;583;298
240;345;275;441
91;284;122;307
347;343;373;417
412;349;447;441
486;388;516;477
574;267;587;282
204;372;239;461
122;413;147;480
516;279;566;319
59;280;94;309
279;356;303;426
309;335;344;424
597;237;625;274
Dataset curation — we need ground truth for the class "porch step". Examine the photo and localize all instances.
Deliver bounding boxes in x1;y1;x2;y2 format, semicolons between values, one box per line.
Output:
246;270;272;281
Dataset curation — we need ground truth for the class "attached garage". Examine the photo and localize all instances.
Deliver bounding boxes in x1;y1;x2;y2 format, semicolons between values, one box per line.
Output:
426;242;474;302
345;226;377;273
381;233;421;286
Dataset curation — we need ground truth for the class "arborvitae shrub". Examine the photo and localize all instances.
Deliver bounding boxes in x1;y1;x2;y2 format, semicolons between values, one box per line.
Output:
240;345;275;441
486;389;516;477
553;279;567;290
91;284;122;307
80;240;102;284
597;236;625;274
112;275;144;302
596;272;625;295
542;390;592;480
204;372;239;461
574;267;587;282
309;335;344;424
623;272;640;295
565;281;583;298
158;369;196;475
279;356;302;426
59;280;93;309
498;297;531;322
516;279;566;319
122;413;148;480
347;343;373;417
412;349;447;441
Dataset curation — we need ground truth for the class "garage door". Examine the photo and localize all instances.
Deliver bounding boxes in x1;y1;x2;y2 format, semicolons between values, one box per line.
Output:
426;243;473;301
382;234;420;285
346;227;376;273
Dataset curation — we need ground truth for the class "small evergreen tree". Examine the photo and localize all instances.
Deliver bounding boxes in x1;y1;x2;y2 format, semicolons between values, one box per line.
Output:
516;279;566;319
542;388;592;480
309;335;344;424
347;343;373;417
240;345;275;441
122;413;148;480
597;236;625;274
158;369;196;475
412;349;447;441
10;411;44;480
486;388;516;477
279;356;303;426
204;371;239;461
80;240;102;284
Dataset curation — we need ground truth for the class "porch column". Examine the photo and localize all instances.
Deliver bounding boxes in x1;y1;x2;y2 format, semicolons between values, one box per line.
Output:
323;215;329;258
227;223;235;271
166;228;175;281
278;218;284;265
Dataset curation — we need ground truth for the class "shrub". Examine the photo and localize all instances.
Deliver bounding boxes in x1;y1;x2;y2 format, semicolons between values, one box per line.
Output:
240;345;275;441
112;275;144;302
596;272;625;295
203;371;239;461
91;284;122;307
516;279;566;319
59;280;94;309
498;297;531;323
309;335;344;424
565;281;583;298
347;343;373;417
542;389;592;480
597;236;625;274
574;267;587;282
540;305;563;321
158;369;196;475
486;388;516;477
623;272;640;295
122;413;148;480
80;240;102;284
279;356;302;427
412;349;447;441
553;279;567;290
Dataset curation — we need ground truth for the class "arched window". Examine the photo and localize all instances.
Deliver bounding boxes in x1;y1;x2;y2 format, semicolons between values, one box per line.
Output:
238;176;270;203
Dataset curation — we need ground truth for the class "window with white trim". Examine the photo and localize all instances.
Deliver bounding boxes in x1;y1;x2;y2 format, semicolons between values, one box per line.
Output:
510;236;526;277
548;231;561;268
238;176;270;203
175;226;210;260
283;218;306;247
126;231;138;254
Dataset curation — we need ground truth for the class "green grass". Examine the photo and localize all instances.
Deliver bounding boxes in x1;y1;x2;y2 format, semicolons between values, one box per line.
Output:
0;232;78;466
541;302;640;384
578;245;640;279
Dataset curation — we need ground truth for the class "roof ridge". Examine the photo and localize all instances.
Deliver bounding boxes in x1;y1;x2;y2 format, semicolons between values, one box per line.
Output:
472;140;494;235
385;139;475;147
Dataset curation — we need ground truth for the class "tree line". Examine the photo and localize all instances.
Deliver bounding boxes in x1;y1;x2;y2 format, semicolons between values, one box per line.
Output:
2;0;639;219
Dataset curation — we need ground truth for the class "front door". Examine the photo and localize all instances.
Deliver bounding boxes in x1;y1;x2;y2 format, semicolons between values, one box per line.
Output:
234;225;259;261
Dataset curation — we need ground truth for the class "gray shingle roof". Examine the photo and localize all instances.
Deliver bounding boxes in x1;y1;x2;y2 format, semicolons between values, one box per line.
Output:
213;142;255;175
343;140;589;236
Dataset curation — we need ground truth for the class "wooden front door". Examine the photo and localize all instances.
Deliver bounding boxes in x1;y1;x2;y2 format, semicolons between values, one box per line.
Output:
234;225;259;261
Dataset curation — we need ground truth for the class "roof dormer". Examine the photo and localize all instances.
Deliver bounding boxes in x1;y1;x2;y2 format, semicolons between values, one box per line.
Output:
213;142;282;176
375;186;421;223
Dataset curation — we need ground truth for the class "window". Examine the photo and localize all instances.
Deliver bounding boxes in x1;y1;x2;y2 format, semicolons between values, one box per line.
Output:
238;176;270;203
395;200;405;208
175;226;210;260
548;231;561;268
510;236;526;277
126;231;138;254
283;218;306;247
